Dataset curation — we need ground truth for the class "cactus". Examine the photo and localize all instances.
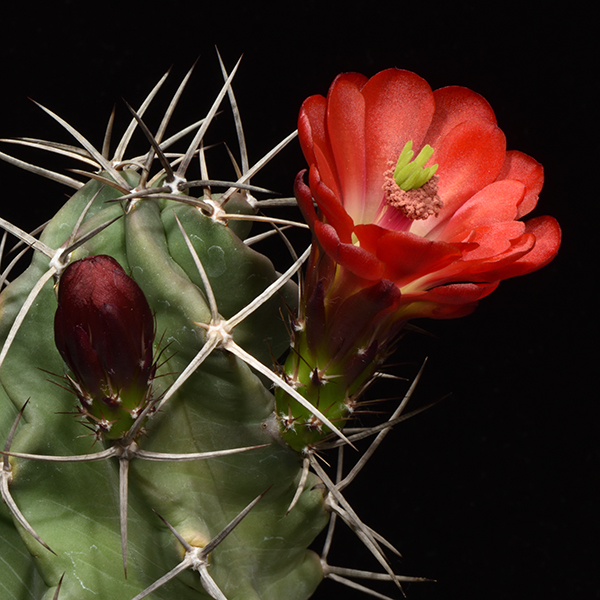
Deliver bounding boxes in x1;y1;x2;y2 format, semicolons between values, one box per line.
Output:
0;59;406;600
0;58;560;600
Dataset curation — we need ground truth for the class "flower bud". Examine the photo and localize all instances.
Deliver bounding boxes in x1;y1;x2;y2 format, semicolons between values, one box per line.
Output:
54;255;155;439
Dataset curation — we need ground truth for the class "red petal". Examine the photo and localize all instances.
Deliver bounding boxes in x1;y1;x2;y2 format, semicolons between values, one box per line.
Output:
416;119;507;238
440;179;525;241
416;229;535;289
354;225;462;289
361;69;435;223
495;150;544;218
314;221;385;281
294;170;317;228
400;281;499;319
298;94;328;168
331;72;370;91
425;86;497;147
308;166;355;242
463;232;537;278
299;95;343;198
326;76;368;222
477;216;561;280
457;221;527;260
295;169;355;245
423;281;499;303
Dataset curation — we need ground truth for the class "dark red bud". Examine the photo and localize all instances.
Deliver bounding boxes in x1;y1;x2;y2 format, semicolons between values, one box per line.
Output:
54;255;155;437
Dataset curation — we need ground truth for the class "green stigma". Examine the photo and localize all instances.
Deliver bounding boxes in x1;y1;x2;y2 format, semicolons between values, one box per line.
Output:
393;141;438;191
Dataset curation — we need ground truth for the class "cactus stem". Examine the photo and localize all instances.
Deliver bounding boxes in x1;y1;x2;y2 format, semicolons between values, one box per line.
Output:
1;402;56;554
156;235;347;450
2;423;269;570
1;58;370;598
132;490;268;600
0;268;56;370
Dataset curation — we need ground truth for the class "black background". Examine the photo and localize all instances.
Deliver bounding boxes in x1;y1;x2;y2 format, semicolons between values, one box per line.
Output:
1;2;595;599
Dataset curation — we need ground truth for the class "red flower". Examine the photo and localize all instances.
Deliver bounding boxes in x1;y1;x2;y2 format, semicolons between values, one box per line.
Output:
54;255;156;438
296;69;561;321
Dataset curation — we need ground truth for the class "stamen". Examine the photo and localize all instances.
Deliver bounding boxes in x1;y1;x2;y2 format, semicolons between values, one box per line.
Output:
382;141;443;221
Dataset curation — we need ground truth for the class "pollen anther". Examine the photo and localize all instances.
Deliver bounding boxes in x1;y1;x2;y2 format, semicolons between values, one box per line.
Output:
383;171;443;220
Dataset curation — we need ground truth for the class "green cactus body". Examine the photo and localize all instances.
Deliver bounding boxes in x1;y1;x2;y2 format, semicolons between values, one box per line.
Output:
0;60;446;600
0;167;328;597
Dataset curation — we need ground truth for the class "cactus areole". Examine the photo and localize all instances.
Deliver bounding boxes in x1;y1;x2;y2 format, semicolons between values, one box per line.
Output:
0;59;559;600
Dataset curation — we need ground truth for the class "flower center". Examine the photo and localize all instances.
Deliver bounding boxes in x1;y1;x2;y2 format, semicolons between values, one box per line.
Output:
382;141;443;221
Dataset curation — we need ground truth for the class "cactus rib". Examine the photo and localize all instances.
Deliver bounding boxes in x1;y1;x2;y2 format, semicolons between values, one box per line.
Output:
131;491;268;600
1;402;54;553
